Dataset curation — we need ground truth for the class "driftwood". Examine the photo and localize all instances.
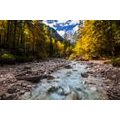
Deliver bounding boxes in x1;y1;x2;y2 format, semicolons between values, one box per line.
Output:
16;74;48;83
16;74;54;83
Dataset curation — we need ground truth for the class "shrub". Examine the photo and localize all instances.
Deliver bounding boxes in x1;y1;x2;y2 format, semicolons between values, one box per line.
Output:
15;56;34;63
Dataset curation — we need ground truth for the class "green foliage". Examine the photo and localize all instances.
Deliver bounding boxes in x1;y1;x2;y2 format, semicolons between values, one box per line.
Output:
111;57;120;67
15;56;34;63
0;53;15;64
1;53;15;59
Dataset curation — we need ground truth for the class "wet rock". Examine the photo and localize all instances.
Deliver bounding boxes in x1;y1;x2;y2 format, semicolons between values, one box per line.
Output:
81;72;89;78
63;87;71;95
47;75;55;80
64;65;72;69
57;76;60;79
76;87;82;91
65;91;79;100
72;69;78;71
57;88;64;95
66;72;72;77
47;86;59;93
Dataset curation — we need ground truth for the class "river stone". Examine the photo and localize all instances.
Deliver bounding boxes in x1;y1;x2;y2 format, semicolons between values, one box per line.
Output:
65;91;78;100
27;85;32;88
90;87;97;92
64;65;72;69
23;65;31;70
47;75;55;80
7;86;17;94
81;72;89;78
76;87;82;91
66;71;72;76
19;90;26;95
72;69;78;71
63;87;71;95
1;93;17;100
47;86;59;93
57;88;64;95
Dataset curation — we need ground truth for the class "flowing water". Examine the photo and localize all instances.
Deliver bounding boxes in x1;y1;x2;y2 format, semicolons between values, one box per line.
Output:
22;61;107;100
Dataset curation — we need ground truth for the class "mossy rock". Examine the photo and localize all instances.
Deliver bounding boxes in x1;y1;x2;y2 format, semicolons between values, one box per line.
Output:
0;53;16;64
111;58;120;67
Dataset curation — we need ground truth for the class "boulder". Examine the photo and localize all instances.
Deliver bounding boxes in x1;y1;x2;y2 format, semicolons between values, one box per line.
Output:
47;86;59;93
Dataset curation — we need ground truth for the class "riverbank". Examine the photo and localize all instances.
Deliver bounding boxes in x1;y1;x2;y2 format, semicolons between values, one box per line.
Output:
86;60;120;100
0;59;120;100
0;59;70;100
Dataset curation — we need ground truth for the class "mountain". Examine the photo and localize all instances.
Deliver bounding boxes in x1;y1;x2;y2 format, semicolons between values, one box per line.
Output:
43;24;64;41
43;20;80;37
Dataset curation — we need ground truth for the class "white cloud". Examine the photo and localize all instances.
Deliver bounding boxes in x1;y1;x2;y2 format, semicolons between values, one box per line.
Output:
43;20;56;29
43;20;79;36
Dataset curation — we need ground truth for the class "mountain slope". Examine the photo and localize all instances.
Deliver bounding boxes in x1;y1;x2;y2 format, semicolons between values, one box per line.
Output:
43;24;64;41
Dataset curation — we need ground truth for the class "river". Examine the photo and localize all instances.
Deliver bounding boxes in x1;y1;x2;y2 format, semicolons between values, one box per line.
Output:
22;61;107;100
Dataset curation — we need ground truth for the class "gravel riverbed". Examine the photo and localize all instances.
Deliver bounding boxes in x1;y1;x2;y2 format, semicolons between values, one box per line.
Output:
86;60;120;100
0;59;70;100
0;59;120;100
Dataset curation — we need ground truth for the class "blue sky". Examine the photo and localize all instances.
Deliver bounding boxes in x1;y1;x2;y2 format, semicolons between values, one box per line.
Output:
43;20;79;36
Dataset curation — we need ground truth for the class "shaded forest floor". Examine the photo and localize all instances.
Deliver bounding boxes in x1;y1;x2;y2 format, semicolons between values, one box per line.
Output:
0;59;120;100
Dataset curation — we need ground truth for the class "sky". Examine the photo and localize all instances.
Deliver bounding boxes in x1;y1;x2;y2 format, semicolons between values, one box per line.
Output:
43;20;80;37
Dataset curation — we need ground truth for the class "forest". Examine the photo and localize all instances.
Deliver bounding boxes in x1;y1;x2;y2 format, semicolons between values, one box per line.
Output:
0;20;120;100
71;20;120;62
0;20;120;64
0;20;72;64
